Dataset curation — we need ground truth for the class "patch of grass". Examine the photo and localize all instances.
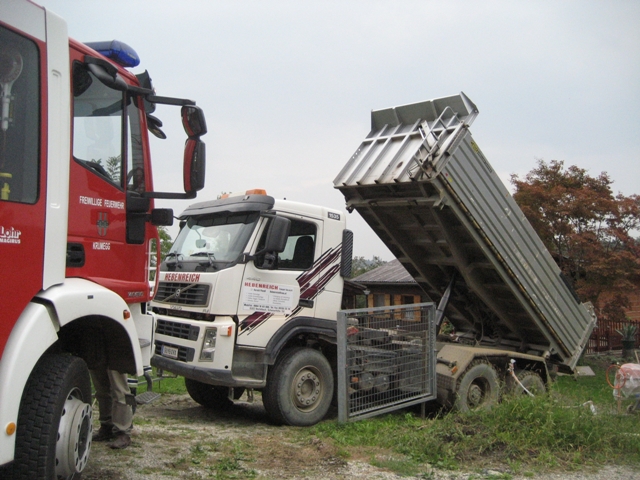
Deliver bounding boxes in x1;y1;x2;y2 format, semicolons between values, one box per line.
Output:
167;455;188;469
190;443;208;465
370;454;422;477
158;438;257;479
135;369;187;395
207;439;257;479
136;466;166;476
311;356;640;476
132;416;153;426
553;355;619;407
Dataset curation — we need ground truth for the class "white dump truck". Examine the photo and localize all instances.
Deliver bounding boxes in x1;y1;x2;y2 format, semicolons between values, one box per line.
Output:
150;93;596;425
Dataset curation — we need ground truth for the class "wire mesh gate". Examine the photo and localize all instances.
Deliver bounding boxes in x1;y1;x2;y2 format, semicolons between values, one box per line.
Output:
337;303;437;422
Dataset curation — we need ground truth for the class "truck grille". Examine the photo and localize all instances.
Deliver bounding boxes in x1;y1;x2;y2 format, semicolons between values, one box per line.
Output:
154;282;210;306
155;340;195;362
156;319;200;341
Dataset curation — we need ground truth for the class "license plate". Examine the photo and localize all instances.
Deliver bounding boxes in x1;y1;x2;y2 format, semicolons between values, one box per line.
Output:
161;345;179;359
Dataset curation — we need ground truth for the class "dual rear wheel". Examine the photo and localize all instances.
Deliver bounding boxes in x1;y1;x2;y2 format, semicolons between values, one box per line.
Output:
455;361;546;412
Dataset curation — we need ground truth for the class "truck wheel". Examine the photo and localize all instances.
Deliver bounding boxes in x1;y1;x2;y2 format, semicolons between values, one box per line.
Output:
7;354;92;480
263;347;333;426
184;378;244;409
455;361;500;412
509;371;546;396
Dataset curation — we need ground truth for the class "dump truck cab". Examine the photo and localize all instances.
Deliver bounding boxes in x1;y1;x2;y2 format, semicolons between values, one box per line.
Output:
151;191;350;424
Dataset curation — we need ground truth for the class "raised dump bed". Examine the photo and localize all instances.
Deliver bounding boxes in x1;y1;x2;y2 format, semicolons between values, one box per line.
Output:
334;92;595;371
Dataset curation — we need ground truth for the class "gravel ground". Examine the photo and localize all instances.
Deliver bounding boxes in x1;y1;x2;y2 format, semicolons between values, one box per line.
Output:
82;393;638;480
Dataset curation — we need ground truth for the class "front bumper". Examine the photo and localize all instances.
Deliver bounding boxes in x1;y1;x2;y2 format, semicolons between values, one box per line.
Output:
151;355;266;388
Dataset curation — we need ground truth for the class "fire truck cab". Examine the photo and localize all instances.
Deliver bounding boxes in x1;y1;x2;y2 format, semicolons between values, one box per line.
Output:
0;1;206;477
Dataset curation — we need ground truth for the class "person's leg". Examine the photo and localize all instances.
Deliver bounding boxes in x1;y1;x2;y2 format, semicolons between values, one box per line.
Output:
106;370;133;449
90;369;115;441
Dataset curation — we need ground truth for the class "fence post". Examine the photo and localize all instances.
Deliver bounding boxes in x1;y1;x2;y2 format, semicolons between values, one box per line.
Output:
337;310;347;423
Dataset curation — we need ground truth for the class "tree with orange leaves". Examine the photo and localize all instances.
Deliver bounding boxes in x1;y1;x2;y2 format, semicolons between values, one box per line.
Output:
511;159;640;322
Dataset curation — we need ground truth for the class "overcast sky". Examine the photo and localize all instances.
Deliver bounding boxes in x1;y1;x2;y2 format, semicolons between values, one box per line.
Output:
38;0;640;260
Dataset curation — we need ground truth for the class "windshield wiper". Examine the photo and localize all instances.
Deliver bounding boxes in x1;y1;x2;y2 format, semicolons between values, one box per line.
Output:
191;251;217;269
165;252;183;268
190;252;215;258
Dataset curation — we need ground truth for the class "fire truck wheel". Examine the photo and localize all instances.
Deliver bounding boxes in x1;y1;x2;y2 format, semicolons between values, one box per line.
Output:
7;354;92;480
184;378;244;409
263;347;333;426
454;361;500;412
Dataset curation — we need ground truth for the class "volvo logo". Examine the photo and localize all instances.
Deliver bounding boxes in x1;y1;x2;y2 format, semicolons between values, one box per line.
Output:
97;212;109;236
174;288;182;298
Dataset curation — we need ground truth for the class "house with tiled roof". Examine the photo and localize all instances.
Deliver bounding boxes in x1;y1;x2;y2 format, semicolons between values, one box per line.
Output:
349;259;427;309
352;260;640;354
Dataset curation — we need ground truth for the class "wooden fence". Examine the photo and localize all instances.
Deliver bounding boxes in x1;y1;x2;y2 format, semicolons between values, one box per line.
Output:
587;320;640;354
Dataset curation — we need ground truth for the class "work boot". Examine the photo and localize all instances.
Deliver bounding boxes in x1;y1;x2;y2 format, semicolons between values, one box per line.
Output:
108;432;131;449
92;425;115;442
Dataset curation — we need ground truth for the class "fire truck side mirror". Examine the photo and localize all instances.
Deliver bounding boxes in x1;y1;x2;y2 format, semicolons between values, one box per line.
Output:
182;105;207;137
182;105;206;195
150;208;174;226
140;101;207;200
183;139;206;194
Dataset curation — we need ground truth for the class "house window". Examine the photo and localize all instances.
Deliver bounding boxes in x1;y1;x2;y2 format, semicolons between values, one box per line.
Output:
374;294;385;307
402;295;414;305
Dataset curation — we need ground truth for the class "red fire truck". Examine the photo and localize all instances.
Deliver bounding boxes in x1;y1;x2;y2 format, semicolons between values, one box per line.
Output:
0;1;207;477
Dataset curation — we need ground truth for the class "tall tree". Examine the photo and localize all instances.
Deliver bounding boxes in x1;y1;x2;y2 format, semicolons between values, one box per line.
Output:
511;159;640;322
104;155;121;184
158;226;173;263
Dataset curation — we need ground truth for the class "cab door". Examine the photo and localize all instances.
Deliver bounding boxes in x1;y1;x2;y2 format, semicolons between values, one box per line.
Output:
236;216;322;347
0;13;48;355
66;51;151;301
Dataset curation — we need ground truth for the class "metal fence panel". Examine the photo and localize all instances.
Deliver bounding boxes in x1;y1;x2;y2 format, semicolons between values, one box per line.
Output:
337;303;437;422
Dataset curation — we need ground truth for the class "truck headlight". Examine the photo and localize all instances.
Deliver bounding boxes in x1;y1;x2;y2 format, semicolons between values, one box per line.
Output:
200;327;217;361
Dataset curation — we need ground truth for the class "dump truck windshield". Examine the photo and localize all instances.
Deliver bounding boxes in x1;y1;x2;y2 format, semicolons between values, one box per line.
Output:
167;211;260;269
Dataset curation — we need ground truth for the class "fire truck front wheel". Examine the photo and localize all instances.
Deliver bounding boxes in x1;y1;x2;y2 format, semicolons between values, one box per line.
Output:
7;354;92;480
263;347;334;426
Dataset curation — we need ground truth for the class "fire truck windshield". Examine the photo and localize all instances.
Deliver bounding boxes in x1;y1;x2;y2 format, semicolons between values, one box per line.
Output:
72;63;124;187
166;211;260;270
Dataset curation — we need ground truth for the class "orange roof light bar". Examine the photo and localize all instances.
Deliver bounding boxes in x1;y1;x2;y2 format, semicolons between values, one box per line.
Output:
219;189;267;199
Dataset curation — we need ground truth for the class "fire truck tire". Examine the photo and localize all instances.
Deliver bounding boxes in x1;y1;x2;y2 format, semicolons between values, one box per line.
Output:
263;347;333;426
184;378;243;409
5;354;92;480
454;361;500;412
508;370;546;396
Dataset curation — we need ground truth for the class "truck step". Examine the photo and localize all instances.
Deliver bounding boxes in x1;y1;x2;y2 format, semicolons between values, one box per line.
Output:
136;391;161;405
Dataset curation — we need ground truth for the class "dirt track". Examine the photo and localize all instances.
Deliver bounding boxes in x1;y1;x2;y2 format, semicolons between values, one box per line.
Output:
82;393;404;480
82;393;637;480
